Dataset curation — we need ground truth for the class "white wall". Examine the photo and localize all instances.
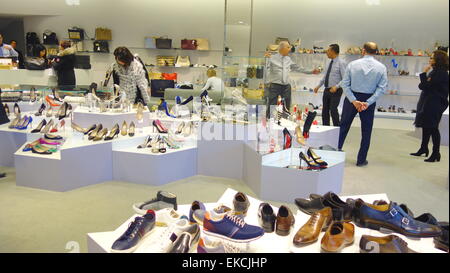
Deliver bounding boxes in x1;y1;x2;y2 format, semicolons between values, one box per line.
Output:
251;0;449;54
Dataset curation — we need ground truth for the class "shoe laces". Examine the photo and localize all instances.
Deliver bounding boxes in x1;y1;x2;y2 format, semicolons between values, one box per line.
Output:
225;214;245;228
308;213;320;227
125;218;143;237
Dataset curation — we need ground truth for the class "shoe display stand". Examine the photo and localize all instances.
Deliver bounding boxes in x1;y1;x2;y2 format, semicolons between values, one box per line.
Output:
86;188;444;253
3;101;43;113
243;145;345;203
72;107;151;129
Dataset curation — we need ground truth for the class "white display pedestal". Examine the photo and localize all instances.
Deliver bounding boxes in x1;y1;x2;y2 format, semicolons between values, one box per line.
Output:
73;107;151;129
243;144;345;203
87;188;444;253
0;128;27;167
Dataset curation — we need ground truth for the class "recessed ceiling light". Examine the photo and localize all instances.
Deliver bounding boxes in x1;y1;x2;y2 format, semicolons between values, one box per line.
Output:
65;0;80;6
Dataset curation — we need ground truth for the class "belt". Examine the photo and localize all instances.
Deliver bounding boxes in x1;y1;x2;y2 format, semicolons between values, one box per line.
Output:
270;83;290;87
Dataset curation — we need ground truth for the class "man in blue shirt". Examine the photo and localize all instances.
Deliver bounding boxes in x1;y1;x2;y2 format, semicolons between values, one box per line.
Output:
0;33;18;58
314;44;347;126
339;42;388;167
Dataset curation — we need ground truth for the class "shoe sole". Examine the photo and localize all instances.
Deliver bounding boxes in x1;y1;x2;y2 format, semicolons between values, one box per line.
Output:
357;218;441;238
320;240;354;253
110;226;156;253
202;230;263;243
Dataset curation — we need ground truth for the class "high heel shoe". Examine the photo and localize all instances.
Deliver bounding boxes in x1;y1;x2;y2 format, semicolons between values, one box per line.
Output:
410;148;429;157
88;124;103;140
159;100;176;118
31;144;54;155
151;136;161;153
129;122;135;137
425;152;441;162
31;119;47;133
94;128;108;141
71;122;86;134
45;95;61;107
84;124;97;135
137;136;152;149
41;119;54;134
307;148;328;167
30;87;37;103
303;111;317;138
17;116;33;130
8;116;21;129
283;128;292;149
50;120;65;133
4;104;10;116
57;102;72;120
163;136;179;149
175;121;185;134
14;103;20;117
39;138;61;146
44;133;63;140
136;102;144;121
23;139;41;152
104;124;119;141
182;121;193;137
121;121;128;136
180;96;193;105
295;126;306;146
153;120;168;133
35;103;46;116
159;138;167;153
299;151;322;170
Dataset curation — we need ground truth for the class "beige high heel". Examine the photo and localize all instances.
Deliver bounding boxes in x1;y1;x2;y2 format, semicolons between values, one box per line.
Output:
121;121;128;136
136;102;144;121
295;125;306;146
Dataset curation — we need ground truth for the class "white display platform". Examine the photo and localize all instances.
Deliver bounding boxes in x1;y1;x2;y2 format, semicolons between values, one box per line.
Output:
73;107;151;129
3;101;42;113
243;145;345;203
87;188;444;253
0;128;27;167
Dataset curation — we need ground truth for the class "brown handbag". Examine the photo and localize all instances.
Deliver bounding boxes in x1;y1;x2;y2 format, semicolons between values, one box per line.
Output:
156;56;176;66
95;28;112;41
181;39;197;50
196;38;210;50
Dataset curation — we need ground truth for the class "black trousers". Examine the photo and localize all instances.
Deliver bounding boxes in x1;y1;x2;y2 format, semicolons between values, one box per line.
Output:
338;92;376;164
266;83;291;118
322;88;343;126
420;127;441;153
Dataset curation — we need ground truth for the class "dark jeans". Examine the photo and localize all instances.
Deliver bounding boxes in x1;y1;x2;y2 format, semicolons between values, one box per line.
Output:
421;127;441;153
322;88;343;126
266;83;291;118
338;92;376;164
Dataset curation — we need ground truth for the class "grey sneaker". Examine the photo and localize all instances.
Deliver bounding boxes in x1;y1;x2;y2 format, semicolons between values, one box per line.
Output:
133;191;177;214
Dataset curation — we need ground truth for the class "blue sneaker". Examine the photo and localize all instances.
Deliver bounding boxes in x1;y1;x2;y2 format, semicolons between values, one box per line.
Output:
352;199;442;238
189;201;205;223
111;210;156;253
203;211;264;243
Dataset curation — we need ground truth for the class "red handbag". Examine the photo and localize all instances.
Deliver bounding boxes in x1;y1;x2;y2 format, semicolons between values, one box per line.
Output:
162;73;177;81
181;39;197;50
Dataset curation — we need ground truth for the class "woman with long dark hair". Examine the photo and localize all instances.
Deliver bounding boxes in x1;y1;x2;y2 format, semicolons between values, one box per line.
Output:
411;50;449;162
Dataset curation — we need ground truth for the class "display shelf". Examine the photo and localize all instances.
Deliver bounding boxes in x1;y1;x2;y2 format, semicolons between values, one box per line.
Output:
129;47;223;52
145;65;222;70
72;107;152;129
88;187;443;253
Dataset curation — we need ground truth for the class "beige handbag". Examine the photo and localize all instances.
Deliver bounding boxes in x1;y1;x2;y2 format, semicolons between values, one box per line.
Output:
95;28;112;41
175;56;191;67
196;38;210;50
266;44;279;52
157;56;176;66
243;88;264;100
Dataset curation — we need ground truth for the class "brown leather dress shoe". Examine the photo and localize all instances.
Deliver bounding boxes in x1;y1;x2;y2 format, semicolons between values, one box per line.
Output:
321;222;354;252
359;235;418;253
275;205;295;236
293;207;332;246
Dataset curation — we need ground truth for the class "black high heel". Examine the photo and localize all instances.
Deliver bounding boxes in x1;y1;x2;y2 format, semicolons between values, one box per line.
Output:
283;128;292;149
84;124;97;135
31;119;47;133
299;152;322;170
104;124;120;141
4;104;10;116
410;148;429;157
35;103;46;116
307;148;328;167
14;103;21;116
425;153;441;162
57;102;72;120
303;111;317;138
180;96;193;105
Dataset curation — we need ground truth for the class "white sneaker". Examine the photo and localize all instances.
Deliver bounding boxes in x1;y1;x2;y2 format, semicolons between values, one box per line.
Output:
156;218;192;253
155;208;183;227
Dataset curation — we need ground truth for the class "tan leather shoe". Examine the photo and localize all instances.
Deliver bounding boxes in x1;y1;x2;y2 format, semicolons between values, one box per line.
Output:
359;235;418;253
275;205;295;236
321;222;354;252
293;207;332;246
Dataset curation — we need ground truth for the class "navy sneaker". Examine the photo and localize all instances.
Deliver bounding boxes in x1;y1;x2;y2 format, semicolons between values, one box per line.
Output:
111;210;156;253
189;201;205;223
352;199;442;238
203;211;264;243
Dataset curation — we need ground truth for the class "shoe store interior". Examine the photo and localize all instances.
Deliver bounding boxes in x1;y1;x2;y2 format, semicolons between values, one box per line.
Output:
0;0;448;254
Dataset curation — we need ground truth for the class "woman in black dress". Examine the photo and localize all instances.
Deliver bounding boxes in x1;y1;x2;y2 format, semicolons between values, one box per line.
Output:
411;50;449;162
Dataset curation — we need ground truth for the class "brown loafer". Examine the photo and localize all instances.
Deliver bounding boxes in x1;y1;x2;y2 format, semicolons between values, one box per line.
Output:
293;207;332;246
360;235;418;253
321;221;354;252
275;205;295;236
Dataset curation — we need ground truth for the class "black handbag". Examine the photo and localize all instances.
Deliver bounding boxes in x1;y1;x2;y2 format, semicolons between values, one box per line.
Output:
43;31;58;45
74;55;91;69
93;40;109;53
151;79;175;97
155;37;172;49
256;66;264;79
26;32;40;45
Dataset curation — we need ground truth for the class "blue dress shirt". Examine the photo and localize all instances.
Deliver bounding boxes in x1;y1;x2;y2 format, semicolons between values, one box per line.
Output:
341;55;388;106
318;56;347;88
0;44;18;58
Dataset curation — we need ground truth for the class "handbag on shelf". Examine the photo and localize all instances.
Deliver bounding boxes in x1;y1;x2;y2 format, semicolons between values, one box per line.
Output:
145;37;156;49
162;73;177;81
247;66;257;79
156;56;176;66
196;38;210;50
266;44;279;52
26;32;40;45
243;88;264;100
155;37;172;49
181;39;197;50
175;56;190;67
95;28;112;41
93;40;110;53
43;30;58;45
256;66;264;79
150;79;175;97
149;71;163;80
68;27;84;40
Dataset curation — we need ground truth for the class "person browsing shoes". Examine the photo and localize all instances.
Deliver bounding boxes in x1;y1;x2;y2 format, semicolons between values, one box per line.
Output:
338;42;388;167
314;44;347;126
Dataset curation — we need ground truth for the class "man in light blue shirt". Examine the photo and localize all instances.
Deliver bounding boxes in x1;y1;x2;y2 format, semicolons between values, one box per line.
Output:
0;33;18;58
338;42;388;167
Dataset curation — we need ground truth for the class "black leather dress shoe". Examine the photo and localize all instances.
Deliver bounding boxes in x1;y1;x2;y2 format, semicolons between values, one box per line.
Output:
434;222;449;252
295;194;349;221
258;203;276;233
356;160;368;167
322;192;353;221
